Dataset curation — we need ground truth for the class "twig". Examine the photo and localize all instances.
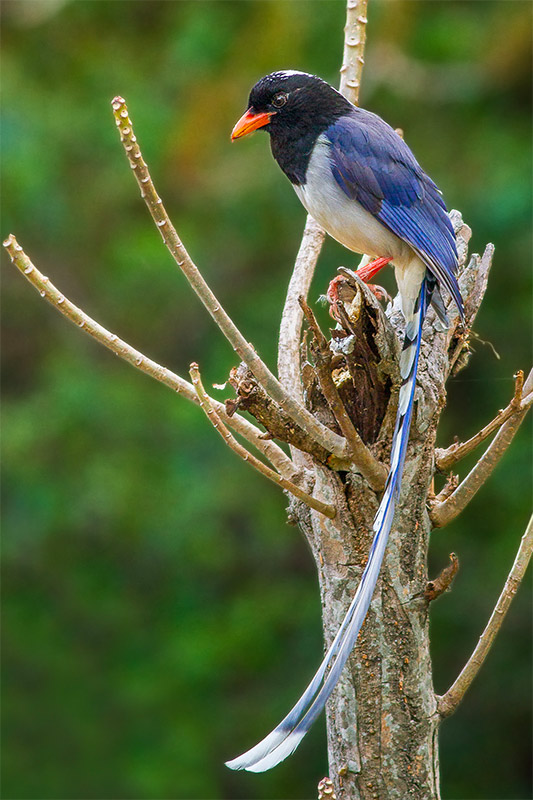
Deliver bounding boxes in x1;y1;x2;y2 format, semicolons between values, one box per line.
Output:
111;97;347;462
430;369;533;528
339;0;368;105
424;554;459;602
436;370;528;471
437;514;533;717
299;296;387;491
277;0;368;399
2;235;297;481
189;364;336;520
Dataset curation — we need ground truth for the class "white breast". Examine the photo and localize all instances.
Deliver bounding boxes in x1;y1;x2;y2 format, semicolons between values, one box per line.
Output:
293;135;412;267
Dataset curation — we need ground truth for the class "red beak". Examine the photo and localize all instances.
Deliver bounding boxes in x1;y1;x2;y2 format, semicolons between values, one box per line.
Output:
231;108;274;141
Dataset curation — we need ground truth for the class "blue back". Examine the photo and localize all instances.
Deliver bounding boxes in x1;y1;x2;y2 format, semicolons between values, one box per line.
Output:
325;111;463;315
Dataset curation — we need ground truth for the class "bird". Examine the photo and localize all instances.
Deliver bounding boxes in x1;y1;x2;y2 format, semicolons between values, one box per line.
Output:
227;70;463;773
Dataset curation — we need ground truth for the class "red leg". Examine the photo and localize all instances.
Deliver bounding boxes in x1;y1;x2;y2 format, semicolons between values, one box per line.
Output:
356;256;392;283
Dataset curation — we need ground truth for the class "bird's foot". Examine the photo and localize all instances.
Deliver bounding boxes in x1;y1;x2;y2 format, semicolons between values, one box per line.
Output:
365;283;391;303
327;257;392;320
327;275;350;320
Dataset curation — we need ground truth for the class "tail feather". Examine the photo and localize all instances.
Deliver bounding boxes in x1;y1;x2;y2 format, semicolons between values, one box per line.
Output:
226;280;430;773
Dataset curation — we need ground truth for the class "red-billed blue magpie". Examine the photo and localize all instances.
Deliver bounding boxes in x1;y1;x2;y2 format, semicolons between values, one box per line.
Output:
227;70;464;773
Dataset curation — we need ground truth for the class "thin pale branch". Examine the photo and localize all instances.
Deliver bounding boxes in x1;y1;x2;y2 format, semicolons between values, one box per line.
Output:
436;369;530;472
111;96;347;462
2;234;297;481
277;0;368;398
430;369;533;528
299;296;387;491
189;364;336;520
278;216;325;400
437;514;533;717
339;0;368;104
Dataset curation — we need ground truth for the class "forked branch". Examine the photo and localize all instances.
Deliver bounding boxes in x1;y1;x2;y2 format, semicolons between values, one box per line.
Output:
430;368;533;528
112;97;347;463
2;235;297;481
189;364;336;519
437;514;533;717
436;369;530;472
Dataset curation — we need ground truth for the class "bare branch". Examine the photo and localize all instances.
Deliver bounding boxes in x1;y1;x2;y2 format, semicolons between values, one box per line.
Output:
437;514;533;718
189;364;336;519
436;369;530;472
228;363;353;468
278;216;325;400
111;96;347;461
2;235;297;481
430;369;533;528
339;0;368;104
277;0;368;399
299;296;387;491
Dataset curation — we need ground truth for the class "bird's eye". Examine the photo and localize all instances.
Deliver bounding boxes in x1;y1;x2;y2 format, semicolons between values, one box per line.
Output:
272;92;288;108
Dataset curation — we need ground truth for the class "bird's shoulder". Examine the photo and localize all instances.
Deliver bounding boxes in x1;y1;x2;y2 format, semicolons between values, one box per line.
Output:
322;109;437;213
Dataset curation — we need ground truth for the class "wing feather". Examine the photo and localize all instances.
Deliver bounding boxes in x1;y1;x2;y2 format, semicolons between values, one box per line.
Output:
325;112;463;316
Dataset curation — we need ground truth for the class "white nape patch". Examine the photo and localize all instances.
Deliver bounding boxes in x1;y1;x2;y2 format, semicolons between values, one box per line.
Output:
274;69;310;79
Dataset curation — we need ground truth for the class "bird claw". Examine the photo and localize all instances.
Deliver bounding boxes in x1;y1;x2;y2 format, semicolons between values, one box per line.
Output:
327;265;391;321
365;283;391;303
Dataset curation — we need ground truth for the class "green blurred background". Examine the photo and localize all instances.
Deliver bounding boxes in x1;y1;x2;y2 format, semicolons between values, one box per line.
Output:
2;1;531;798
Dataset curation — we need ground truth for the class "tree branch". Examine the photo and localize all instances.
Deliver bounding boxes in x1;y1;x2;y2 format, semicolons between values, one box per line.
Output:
228;363;352;468
189;364;336;519
278;216;325;400
436;369;530;472
437;514;533;718
2;235;297;481
277;0;368;399
111;96;347;462
430;369;533;528
299;296;387;490
339;0;368;104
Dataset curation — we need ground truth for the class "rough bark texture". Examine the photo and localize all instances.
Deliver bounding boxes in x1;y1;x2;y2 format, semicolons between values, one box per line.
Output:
275;212;492;800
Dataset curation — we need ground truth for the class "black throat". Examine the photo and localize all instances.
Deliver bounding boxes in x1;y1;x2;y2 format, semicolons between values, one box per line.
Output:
268;123;322;186
267;99;350;186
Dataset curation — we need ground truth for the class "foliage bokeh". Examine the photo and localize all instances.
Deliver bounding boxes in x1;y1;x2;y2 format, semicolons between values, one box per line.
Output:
2;1;531;798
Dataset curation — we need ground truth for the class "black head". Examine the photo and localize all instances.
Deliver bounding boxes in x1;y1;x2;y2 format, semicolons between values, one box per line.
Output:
231;70;352;141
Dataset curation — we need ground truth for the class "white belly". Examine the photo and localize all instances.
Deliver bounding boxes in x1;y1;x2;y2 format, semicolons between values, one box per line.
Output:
294;136;412;267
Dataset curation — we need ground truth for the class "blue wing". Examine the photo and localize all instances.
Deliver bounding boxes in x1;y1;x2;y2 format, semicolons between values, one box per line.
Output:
325;111;463;316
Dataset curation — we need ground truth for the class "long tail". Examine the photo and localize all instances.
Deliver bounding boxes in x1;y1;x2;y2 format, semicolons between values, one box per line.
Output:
226;279;431;773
